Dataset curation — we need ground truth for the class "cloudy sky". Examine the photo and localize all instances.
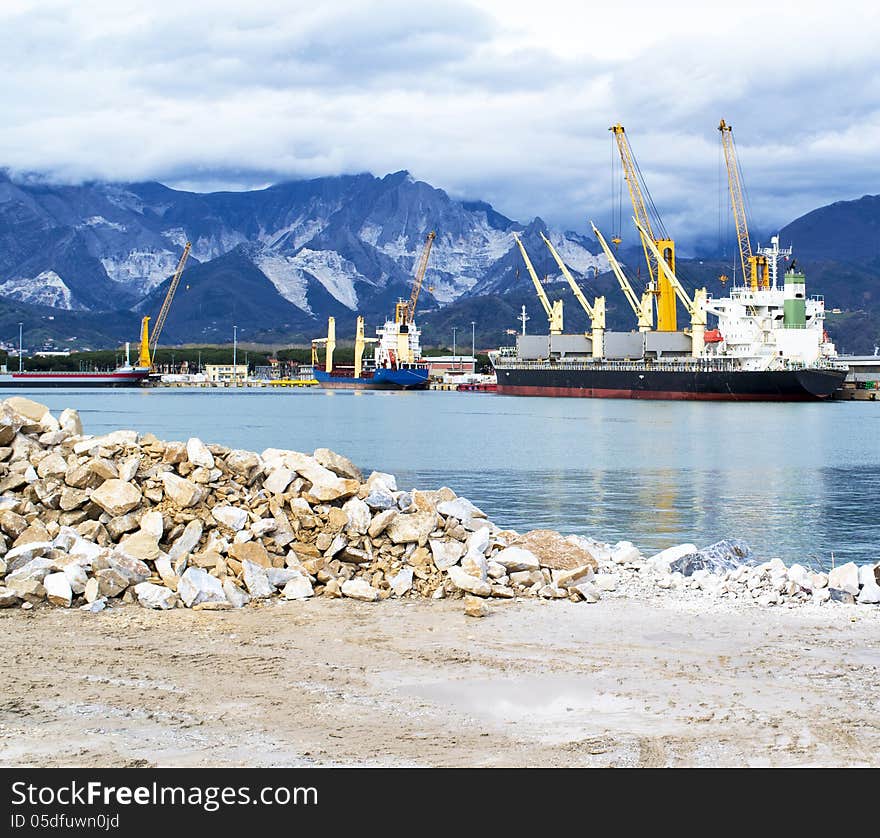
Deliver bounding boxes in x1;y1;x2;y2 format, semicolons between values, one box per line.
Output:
2;0;879;247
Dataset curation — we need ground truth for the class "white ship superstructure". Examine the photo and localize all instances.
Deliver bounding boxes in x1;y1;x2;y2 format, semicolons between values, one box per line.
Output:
374;302;424;368
703;236;837;370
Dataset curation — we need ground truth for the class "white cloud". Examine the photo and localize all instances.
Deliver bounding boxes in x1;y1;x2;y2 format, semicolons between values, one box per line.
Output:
2;0;880;247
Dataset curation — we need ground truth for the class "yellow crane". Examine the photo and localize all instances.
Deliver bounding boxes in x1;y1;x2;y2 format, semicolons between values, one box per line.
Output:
400;231;436;325
590;222;654;332
610;124;677;331
633;219;707;356
353;315;378;379
512;233;564;335
392;230;436;364
718;119;768;291
311;316;336;373
539;232;605;357
137;242;192;368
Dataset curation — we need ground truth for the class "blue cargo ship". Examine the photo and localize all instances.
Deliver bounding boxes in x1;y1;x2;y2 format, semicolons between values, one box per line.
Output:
310;231;436;391
313;363;429;390
310;305;430;391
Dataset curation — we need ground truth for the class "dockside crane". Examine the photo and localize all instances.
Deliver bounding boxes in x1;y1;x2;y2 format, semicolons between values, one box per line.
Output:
404;231;436;325
590;222;654;332
718;119;768;291
392;230;436;364
610;124;677;331
311;317;336;373
353;315;378;379
138;242;192;369
633;219;707;356
539;232;605;357
512;233;564;335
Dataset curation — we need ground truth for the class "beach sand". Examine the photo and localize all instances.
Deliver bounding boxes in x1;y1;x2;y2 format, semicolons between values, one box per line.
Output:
2;596;877;767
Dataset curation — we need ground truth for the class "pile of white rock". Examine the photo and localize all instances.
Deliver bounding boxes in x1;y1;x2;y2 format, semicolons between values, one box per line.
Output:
0;398;602;617
0;396;876;618
588;540;880;608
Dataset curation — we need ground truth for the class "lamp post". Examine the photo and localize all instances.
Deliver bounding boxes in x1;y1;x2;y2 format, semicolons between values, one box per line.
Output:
17;323;22;372
470;320;475;373
233;325;238;386
452;326;457;372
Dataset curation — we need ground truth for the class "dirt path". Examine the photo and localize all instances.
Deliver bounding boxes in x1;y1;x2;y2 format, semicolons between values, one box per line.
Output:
1;598;878;767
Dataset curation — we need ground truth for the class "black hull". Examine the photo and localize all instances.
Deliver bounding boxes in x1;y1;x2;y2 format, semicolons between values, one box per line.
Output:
495;365;847;401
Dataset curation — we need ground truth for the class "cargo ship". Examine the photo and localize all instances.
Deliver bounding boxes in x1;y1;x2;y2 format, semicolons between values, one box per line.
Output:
492;235;848;401
0;242;191;390
310;231;434;391
0;338;150;389
492;357;845;400
310;312;430;390
0;363;150;389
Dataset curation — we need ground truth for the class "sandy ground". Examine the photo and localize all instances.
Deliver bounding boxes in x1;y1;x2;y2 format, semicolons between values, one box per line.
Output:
1;597;878;767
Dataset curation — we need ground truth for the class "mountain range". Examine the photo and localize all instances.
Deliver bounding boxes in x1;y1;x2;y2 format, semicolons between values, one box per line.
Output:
0;168;878;355
0;169;602;349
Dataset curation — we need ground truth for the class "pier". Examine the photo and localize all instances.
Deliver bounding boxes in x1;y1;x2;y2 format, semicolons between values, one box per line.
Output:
833;355;880;401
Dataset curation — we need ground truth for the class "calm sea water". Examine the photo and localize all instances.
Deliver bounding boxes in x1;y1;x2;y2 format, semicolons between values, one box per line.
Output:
16;387;880;568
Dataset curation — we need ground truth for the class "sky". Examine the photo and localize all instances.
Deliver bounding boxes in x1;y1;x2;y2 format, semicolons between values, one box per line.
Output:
2;0;880;247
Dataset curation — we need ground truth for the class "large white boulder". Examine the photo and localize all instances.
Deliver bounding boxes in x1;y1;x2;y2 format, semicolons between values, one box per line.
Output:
212;505;249;532
58;408;83;436
388;567;414;597
4;396;50;423
186;437;215;469
263;467;294;495
648;543;698;570
282;575;314;600
342;497;371;535
446;565;492;597
222;579;250;608
341;578;380;602
313;448;363;482
161;473;205;508
169;519;203;559
493;546;540;572
134;582;179;610
242;560;274;598
44;572;72;607
429;538;463;571
177;567;226;607
386;511;437;545
828;562;860;596
857;581;880;604
90;479;142;517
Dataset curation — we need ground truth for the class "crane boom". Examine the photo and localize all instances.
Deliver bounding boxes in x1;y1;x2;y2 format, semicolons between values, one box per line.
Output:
512;233;564;334
634;218;707;357
540;233;595;319
610;124;677;331
406;231;436;323
718;119;767;290
540;232;605;357
591;221;653;332
148;242;191;360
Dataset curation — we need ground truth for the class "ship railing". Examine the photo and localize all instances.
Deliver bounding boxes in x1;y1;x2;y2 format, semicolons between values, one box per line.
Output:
496;358;747;373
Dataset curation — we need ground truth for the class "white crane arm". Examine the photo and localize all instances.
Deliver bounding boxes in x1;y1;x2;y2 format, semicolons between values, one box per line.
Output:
540;232;595;319
512;233;553;319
